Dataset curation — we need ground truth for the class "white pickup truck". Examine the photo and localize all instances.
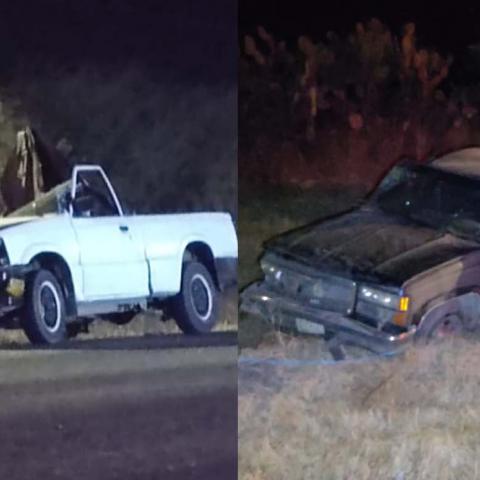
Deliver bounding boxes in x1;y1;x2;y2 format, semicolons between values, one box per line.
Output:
0;165;237;344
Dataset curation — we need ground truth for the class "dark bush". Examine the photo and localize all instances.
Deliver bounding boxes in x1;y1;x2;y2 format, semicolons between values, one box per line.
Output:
240;20;480;190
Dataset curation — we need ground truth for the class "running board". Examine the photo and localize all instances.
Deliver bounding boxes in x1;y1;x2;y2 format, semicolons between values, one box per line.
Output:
77;298;147;317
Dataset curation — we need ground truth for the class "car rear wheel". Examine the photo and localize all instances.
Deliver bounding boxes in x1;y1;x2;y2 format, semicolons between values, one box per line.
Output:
21;269;67;345
170;261;219;334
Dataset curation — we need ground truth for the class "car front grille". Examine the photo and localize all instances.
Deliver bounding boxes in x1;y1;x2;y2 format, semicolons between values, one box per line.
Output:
271;268;357;315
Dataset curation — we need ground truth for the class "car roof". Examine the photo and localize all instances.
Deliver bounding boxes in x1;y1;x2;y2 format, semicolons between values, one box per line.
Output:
430;147;480;179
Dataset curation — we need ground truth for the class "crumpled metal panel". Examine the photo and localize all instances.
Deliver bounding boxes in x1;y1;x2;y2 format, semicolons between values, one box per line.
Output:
15;127;43;198
0;127;70;213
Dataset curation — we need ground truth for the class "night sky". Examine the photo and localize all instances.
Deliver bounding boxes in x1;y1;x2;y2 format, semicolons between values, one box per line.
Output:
1;1;478;85
0;0;237;85
3;1;478;84
240;0;480;56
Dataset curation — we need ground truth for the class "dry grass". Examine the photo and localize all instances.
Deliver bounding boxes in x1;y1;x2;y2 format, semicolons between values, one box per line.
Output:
239;338;480;480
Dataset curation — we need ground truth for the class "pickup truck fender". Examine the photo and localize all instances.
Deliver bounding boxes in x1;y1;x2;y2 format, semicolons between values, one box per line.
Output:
20;244;83;304
179;237;237;291
144;212;237;296
148;235;223;297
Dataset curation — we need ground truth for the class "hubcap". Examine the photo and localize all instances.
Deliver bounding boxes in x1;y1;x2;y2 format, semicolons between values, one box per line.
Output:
190;274;212;321
39;281;61;332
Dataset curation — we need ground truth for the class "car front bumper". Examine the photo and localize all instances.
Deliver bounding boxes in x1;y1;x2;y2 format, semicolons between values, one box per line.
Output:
240;281;416;355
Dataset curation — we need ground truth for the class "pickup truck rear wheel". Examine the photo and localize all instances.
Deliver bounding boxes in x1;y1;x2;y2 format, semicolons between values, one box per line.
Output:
171;261;219;334
21;269;67;345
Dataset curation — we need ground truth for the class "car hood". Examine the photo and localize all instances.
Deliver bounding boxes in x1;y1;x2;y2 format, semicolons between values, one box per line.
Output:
267;207;480;284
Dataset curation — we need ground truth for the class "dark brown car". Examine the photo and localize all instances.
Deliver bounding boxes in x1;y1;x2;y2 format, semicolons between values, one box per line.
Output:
241;148;480;358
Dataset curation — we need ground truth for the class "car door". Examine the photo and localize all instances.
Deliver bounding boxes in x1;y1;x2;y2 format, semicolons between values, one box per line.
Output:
69;166;149;300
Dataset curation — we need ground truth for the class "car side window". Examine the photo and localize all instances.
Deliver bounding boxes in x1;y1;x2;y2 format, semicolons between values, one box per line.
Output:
73;171;119;218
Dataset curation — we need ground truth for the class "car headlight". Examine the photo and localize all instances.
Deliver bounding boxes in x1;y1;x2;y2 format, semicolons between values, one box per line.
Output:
359;285;395;306
357;284;410;327
358;284;409;312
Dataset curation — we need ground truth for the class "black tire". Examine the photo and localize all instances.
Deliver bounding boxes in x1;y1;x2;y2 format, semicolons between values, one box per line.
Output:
21;269;67;345
170;261;219;334
417;313;465;344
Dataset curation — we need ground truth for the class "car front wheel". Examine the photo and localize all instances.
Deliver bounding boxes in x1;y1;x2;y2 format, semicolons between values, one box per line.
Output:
416;312;466;344
170;261;219;334
21;269;67;345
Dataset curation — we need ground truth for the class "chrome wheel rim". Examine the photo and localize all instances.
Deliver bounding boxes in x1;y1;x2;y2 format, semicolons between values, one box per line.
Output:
190;274;212;322
39;281;61;332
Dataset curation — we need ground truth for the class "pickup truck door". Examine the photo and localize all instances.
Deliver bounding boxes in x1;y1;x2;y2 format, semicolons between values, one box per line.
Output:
69;166;149;300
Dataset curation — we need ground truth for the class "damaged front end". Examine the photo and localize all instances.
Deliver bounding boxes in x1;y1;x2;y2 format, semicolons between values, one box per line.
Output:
0;240;32;318
240;252;416;357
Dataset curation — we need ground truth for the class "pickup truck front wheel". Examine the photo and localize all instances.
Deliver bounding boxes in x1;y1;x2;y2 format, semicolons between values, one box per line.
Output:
21;269;67;345
171;261;219;334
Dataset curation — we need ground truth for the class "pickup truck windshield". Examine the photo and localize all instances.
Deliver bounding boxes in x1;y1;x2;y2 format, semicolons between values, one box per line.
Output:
376;166;480;236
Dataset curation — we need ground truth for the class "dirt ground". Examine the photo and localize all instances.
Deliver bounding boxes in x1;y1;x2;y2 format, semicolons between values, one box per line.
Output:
0;342;237;480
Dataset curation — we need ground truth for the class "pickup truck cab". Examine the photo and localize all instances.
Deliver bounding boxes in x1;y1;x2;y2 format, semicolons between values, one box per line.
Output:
0;165;237;344
241;148;480;357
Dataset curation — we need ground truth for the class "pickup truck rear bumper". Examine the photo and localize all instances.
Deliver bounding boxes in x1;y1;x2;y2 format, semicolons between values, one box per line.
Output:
240;282;416;355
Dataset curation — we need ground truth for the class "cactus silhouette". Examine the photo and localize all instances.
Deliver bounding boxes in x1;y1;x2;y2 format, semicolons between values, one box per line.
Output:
240;18;475;186
244;35;266;66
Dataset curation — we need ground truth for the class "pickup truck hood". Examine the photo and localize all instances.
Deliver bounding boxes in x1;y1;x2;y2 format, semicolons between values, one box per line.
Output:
267;208;480;284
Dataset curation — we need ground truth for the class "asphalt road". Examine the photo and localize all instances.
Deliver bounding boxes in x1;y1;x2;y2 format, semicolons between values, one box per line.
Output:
0;337;237;480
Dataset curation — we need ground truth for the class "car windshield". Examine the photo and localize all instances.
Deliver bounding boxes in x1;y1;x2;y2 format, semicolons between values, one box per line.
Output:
375;165;480;238
7;181;71;217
